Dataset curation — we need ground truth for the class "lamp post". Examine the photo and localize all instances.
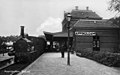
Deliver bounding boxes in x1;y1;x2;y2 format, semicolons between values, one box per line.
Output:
67;13;72;65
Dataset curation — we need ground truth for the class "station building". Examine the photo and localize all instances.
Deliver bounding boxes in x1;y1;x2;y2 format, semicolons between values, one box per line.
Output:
44;6;120;52
73;19;120;53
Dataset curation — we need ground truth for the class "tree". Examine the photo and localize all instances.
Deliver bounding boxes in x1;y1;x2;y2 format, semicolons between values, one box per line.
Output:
109;0;120;12
108;0;120;27
109;17;120;26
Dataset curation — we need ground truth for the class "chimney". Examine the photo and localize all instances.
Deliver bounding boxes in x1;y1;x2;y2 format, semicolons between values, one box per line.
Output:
75;6;78;10
20;26;25;38
86;6;89;10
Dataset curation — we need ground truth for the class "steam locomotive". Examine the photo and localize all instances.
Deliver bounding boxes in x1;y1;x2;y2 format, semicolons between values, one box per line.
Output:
9;26;46;63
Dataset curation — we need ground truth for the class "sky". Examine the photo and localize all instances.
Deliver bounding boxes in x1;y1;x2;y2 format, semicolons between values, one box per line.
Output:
0;0;117;36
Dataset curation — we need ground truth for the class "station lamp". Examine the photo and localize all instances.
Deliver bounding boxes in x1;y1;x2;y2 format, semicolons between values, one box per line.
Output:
66;13;72;65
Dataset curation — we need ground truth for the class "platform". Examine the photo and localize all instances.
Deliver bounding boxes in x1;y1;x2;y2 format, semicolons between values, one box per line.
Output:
0;53;14;62
18;52;120;75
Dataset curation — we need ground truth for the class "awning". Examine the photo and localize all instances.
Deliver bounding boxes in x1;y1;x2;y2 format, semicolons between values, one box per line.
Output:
53;32;73;37
43;31;73;41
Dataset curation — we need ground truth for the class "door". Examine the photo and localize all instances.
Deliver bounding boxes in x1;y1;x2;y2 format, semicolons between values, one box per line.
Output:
93;36;100;51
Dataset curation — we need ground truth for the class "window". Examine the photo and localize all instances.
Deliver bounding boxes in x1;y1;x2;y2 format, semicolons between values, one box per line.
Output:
93;36;100;51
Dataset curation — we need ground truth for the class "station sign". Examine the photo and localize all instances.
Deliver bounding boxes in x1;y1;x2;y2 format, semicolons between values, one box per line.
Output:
75;32;96;36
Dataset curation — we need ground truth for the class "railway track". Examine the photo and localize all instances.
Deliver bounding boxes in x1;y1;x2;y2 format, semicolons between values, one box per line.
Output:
0;62;31;75
0;55;42;75
0;62;14;71
0;58;14;70
0;57;30;75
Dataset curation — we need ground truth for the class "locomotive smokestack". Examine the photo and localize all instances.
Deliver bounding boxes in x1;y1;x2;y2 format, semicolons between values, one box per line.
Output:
20;26;25;38
86;6;89;10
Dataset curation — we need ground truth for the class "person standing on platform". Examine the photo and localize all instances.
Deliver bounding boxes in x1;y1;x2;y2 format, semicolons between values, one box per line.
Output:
60;43;66;58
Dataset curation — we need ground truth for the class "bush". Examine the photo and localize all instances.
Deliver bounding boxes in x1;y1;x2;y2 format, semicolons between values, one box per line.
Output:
77;51;120;67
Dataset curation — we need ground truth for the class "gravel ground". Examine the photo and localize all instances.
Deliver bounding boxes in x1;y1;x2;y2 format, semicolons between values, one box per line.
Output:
18;52;120;75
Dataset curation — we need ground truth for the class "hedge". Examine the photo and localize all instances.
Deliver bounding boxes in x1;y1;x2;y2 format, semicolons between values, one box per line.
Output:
76;50;120;67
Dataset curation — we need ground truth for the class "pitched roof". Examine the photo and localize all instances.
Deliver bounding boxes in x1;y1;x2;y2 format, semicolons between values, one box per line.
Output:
74;19;119;28
71;9;102;20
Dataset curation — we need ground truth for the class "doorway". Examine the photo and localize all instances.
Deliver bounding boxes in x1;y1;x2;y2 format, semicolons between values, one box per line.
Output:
93;35;100;51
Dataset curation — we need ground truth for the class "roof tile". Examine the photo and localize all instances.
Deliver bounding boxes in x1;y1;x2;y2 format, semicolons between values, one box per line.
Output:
71;10;102;20
74;19;119;28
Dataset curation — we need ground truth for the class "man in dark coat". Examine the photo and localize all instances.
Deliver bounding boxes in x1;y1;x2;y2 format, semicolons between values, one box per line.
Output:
60;43;66;58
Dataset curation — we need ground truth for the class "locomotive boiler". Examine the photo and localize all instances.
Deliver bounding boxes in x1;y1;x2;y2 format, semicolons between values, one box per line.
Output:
9;26;46;63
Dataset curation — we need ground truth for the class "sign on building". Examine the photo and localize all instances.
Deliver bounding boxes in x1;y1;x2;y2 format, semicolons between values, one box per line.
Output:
75;32;96;36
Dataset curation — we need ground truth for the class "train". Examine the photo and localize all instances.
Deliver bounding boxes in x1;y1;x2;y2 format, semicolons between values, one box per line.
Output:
8;26;47;63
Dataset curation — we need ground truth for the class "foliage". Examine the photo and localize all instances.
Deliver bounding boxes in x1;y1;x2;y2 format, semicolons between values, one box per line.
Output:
77;51;120;67
109;0;120;12
108;0;120;27
0;35;20;42
109;16;120;26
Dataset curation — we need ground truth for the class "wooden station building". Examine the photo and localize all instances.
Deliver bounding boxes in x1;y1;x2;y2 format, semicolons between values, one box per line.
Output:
44;6;120;52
